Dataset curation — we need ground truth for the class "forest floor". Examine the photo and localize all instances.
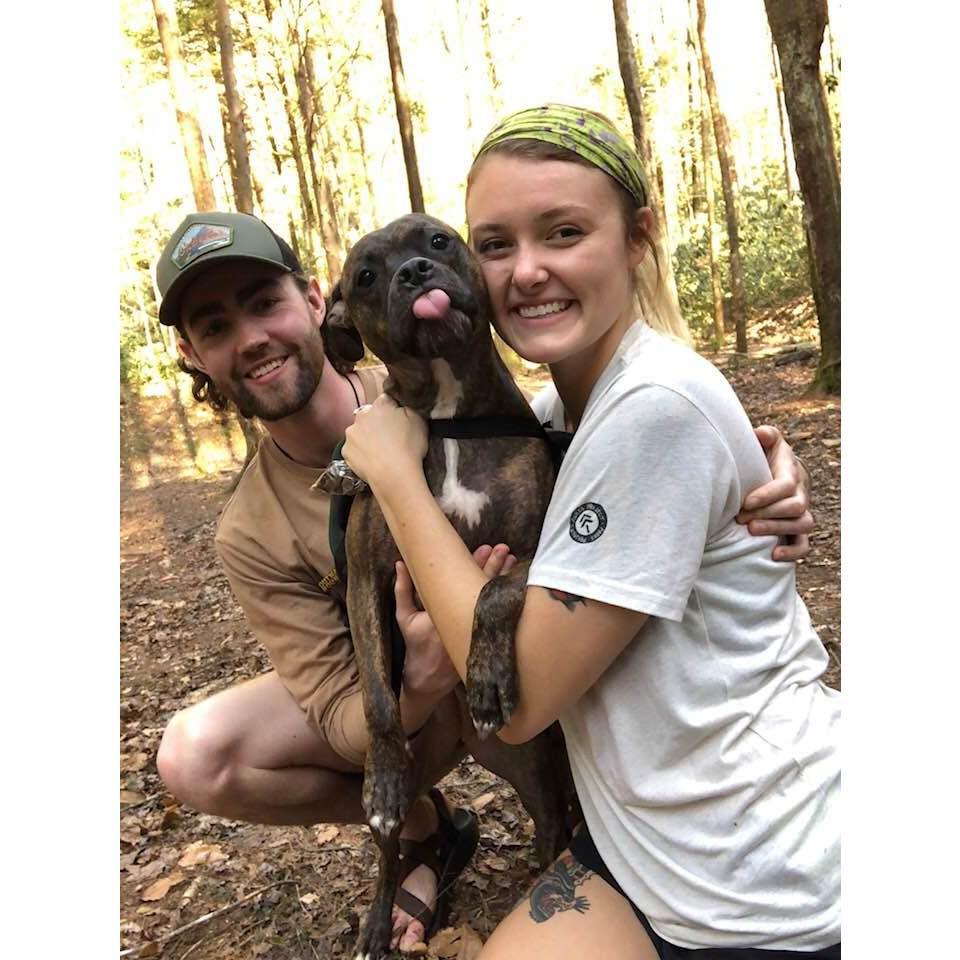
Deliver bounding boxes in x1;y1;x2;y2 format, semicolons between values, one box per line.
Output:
119;297;839;959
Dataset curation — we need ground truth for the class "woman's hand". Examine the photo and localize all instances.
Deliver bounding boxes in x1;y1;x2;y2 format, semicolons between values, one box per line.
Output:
739;425;815;561
342;394;428;489
398;545;517;701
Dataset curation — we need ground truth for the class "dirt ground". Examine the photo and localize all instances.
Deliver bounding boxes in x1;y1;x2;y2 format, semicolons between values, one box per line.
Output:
119;300;839;959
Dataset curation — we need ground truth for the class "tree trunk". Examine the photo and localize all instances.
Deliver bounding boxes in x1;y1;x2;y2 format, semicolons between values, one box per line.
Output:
697;53;725;349
684;37;701;217
770;40;795;195
262;0;316;266
214;0;253;213
239;9;284;178
454;0;475;135
296;38;344;281
764;0;841;393
611;0;680;308
479;0;501;112
227;414;264;494
381;0;425;213
695;0;747;354
151;0;216;211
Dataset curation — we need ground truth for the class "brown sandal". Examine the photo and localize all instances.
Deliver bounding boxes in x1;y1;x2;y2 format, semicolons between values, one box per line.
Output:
392;788;480;938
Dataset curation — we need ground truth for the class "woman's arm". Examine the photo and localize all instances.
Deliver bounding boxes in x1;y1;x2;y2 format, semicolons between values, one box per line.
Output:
342;396;647;743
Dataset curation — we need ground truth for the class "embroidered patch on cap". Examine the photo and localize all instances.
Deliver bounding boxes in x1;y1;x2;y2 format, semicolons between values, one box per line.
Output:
171;223;234;269
569;502;607;543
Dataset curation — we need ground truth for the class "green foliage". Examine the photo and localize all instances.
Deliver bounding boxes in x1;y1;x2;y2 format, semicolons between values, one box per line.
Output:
673;163;810;338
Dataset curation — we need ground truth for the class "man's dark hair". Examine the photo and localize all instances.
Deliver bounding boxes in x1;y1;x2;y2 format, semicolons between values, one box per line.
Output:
176;273;354;412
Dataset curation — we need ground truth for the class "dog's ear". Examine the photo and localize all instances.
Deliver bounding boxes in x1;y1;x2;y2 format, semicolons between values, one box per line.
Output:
324;281;365;365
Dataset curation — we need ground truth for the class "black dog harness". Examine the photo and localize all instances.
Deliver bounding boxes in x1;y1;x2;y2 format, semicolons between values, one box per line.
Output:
328;418;574;695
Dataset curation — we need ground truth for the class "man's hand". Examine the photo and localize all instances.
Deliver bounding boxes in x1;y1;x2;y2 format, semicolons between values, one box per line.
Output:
397;544;516;699
739;425;815;562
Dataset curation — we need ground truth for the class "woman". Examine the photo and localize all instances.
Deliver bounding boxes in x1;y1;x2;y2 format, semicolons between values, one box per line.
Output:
343;105;839;958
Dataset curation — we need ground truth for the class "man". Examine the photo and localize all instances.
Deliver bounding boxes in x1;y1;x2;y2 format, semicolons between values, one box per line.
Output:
152;211;814;953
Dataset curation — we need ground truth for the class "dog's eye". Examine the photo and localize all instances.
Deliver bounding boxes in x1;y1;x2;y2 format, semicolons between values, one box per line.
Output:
430;233;450;250
357;268;376;288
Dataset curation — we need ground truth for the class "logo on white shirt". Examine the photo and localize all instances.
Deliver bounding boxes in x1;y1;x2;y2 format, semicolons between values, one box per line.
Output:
569;502;607;543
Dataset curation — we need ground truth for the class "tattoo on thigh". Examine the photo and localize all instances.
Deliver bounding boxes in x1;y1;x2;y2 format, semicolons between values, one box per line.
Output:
527;852;593;922
547;589;587;612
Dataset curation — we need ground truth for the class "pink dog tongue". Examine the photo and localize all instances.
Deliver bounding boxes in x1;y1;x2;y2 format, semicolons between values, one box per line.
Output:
412;288;451;320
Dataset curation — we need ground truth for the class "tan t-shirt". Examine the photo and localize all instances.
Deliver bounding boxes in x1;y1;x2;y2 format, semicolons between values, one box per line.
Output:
214;366;387;766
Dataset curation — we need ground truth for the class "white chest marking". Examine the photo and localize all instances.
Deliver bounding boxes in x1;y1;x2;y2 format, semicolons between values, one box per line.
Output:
429;360;489;528
430;359;464;418
437;439;490;529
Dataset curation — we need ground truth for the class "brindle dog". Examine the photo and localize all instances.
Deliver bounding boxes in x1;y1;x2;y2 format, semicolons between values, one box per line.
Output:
319;214;577;959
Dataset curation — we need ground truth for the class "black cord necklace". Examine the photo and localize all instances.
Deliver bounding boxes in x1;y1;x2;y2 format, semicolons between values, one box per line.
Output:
346;372;361;409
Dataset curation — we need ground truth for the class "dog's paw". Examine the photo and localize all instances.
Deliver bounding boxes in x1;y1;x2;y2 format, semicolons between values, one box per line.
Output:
362;735;413;839
353;905;392;960
465;656;519;739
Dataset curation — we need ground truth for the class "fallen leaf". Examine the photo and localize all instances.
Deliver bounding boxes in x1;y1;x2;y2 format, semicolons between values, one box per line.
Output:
121;789;146;805
821;438;840;448
484;856;508;872
299;892;320;906
136;943;161;958
471;792;496;812
121;751;149;772
315;824;340;844
429;927;461;958
429;924;484;959
129;859;165;883
178;840;227;867
323;918;351;938
141;871;186;901
456;925;483;960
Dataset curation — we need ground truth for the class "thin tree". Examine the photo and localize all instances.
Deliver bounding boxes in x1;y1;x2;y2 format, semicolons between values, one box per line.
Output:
214;0;254;213
765;0;841;393
695;35;725;349
479;0;501;114
611;0;680;309
151;0;216;211
262;0;316;266
770;39;795;195
695;0;747;354
239;8;284;179
298;32;345;278
381;0;425;213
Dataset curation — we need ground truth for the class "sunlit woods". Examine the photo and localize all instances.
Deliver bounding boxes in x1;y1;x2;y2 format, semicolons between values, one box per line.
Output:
120;0;842;474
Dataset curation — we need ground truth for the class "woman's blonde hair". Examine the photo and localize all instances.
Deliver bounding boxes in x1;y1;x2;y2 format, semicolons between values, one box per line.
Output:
466;135;691;345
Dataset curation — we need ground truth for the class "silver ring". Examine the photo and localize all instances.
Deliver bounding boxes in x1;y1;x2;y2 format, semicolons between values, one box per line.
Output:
353;403;372;414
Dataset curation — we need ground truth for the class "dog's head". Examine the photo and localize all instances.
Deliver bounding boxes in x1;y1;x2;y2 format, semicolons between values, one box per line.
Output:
325;214;491;368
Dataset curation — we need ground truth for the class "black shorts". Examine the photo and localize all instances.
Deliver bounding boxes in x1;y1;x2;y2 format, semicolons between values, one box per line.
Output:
568;823;840;959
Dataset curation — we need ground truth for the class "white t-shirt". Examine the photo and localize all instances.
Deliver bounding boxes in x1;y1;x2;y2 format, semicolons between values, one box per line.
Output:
528;322;840;950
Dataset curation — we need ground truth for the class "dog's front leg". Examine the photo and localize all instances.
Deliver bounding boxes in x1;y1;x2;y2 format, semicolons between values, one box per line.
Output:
466;559;531;738
348;557;413;958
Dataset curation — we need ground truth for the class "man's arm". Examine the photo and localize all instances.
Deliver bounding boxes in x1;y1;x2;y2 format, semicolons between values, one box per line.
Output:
743;424;815;561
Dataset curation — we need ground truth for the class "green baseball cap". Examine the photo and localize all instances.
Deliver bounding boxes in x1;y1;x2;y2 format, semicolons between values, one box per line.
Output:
156;211;303;326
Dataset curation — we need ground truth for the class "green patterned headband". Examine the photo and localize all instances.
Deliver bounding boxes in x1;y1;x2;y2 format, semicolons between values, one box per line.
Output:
475;103;649;208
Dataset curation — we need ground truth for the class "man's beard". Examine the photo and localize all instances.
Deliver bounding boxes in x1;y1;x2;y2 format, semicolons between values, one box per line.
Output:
225;325;326;421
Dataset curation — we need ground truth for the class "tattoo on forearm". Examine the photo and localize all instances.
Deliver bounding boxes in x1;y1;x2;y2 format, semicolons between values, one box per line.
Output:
527;852;593;922
547;589;587;612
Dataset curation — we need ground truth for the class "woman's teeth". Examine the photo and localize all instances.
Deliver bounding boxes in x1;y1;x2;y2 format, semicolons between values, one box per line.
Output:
517;300;570;319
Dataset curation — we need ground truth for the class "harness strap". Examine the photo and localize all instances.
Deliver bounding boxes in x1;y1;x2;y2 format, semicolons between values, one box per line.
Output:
428;415;549;441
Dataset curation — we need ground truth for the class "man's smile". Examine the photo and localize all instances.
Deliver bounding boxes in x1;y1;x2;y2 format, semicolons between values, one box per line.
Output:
245;356;288;381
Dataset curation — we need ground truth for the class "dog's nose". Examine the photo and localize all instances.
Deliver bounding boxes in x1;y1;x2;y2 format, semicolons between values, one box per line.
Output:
396;258;433;288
